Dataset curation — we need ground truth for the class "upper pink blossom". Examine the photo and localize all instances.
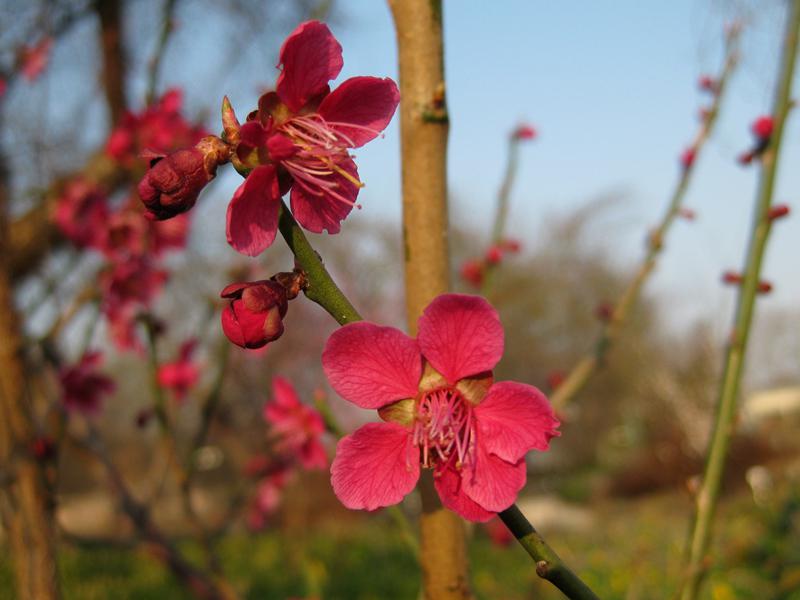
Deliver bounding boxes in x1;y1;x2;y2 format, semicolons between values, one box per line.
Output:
157;339;200;402
225;20;400;256
323;294;560;522
21;38;53;82
106;89;207;167
263;377;328;470
59;352;116;415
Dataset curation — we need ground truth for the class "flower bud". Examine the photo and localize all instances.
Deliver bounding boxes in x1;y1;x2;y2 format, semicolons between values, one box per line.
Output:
459;259;484;288
698;75;718;94
767;204;790;221
220;280;288;349
751;116;774;140
680;147;696;169
722;271;743;285
678;207;696;221
138;135;230;220
485;246;503;265
512;124;536;141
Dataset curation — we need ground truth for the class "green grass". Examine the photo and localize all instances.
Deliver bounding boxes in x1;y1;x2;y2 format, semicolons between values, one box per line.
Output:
2;487;799;599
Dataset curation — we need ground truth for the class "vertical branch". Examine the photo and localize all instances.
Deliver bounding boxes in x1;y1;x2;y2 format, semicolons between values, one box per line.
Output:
680;3;800;598
0;159;60;598
94;0;128;125
388;2;471;599
550;29;740;412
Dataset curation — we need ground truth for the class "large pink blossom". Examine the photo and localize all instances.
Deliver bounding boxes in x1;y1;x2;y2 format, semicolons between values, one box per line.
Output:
226;20;400;256
59;352;116;415
323;294;560;522
263;377;328;470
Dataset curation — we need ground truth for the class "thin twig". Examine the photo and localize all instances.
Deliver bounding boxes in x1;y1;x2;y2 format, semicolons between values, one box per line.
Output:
550;29;740;412
679;4;800;598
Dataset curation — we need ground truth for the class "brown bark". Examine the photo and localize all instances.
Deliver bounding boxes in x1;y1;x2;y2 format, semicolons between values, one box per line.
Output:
0;158;61;598
94;0;128;125
387;2;472;599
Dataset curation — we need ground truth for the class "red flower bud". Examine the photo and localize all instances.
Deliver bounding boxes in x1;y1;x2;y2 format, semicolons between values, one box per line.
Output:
221;280;288;349
680;147;696;169
595;302;614;322
698;107;711;122
737;151;754;166
459;260;484;288
138;136;230;220
722;271;743;285
751;116;774;140
678;207;696;221
757;280;773;294
30;437;56;461
698;75;718;94
546;370;565;391
512;124;536;141
485;246;503;265
501;238;521;253
767;204;790;221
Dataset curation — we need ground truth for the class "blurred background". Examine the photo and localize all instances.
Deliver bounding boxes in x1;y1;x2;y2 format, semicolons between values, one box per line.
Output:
1;0;799;598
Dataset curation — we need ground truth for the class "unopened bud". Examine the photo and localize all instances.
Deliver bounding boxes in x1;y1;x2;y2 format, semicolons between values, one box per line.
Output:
757;280;773;294
767;204;790;221
220;280;289;349
512;124;536;141
698;75;718;94
138;136;231;220
460;260;484;289
221;96;241;145
678;207;696;221
751;116;774;140
680;147;696;169
595;302;614;322
722;271;743;285
485;246;503;265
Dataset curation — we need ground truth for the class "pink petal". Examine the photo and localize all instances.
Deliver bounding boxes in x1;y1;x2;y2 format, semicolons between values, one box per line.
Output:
289;158;359;234
475;382;560;463
225;165;281;256
330;422;419;511
462;444;526;513
322;322;421;409
276;21;343;113
434;467;495;522
319;76;400;147
417;294;504;384
270;376;301;411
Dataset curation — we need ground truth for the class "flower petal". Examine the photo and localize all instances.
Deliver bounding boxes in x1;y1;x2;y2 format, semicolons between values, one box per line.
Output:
434;467;495;522
270;376;300;412
331;422;419;511
475;381;560;463
323;322;421;409
225;165;281;256
276;21;343;113
462;444;526;513
290;158;359;234
417;294;504;384
319;76;400;147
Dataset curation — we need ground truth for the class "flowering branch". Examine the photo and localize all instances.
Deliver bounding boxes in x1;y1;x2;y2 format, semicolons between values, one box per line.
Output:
680;4;800;598
550;28;740;412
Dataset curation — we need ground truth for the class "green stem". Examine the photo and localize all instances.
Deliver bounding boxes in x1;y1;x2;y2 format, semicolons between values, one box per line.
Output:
277;201;361;325
680;4;800;598
550;29;739;412
499;505;599;600
275;194;596;598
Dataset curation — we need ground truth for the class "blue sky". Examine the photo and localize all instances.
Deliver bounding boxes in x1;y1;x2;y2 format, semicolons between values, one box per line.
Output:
116;0;798;332
318;1;799;331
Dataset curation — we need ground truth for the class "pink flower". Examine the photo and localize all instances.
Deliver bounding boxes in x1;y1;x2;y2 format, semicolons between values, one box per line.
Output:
100;257;168;350
263;377;328;470
59;352;116;415
53;180;110;249
157;339;200;402
512;124;537;140
138;136;230;220
220;280;288;349
225;20;400;256
21;38;53;82
106;89;207;167
323;294;559;522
